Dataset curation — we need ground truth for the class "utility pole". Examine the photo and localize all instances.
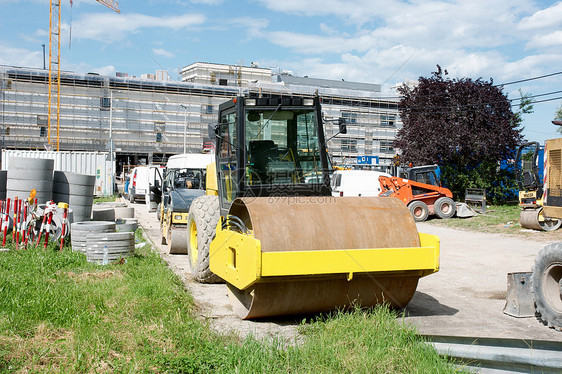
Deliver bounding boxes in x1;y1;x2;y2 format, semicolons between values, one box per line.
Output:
42;44;46;69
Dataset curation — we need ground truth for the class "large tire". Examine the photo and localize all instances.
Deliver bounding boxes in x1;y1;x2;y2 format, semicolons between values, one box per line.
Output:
434;197;456;219
408;200;429;222
532;243;562;331
187;195;222;283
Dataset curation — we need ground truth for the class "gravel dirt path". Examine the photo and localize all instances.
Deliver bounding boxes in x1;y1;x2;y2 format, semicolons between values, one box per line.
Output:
127;199;562;342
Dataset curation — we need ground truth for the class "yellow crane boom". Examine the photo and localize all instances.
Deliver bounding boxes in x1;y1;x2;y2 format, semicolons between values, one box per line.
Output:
48;0;120;151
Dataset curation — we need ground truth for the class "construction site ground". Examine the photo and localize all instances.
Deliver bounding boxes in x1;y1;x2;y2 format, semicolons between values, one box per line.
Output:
126;199;562;342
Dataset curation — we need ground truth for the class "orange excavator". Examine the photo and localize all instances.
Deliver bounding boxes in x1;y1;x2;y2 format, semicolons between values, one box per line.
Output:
379;165;456;222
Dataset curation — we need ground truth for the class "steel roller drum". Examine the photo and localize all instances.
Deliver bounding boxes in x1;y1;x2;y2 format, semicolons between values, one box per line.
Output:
226;196;422;319
520;207;562;231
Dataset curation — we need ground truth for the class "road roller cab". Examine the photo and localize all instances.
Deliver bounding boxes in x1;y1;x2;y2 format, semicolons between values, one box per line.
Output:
187;95;441;319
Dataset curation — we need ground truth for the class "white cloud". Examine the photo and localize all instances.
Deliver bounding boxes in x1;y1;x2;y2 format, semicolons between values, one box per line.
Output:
190;0;223;4
91;65;117;76
265;31;359;54
518;2;562;30
526;30;562;49
153;48;175;58
250;0;562;90
70;12;206;42
0;44;43;69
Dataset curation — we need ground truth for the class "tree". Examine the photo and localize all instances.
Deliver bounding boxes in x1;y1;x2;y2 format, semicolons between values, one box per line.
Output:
395;66;525;203
555;103;562;133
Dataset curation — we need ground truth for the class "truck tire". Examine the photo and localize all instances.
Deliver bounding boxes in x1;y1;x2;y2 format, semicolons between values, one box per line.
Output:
408;201;429;222
187;195;222;283
434;197;456;219
532;242;562;331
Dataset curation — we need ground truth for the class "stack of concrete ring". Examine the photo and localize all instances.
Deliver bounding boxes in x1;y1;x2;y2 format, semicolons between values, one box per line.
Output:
91;202;138;232
71;221;137;264
71;221;116;254
85;232;135;264
71;203;139;264
3;157;97;231
53;171;96;223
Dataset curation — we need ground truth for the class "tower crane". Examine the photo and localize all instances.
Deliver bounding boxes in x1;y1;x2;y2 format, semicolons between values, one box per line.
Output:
48;0;120;151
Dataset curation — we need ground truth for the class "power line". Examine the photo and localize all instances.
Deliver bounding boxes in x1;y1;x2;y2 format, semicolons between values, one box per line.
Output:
374;70;562;100
399;90;562;113
496;71;562;87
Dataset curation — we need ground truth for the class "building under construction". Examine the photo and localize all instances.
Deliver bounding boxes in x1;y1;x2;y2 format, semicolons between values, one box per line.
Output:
0;62;401;174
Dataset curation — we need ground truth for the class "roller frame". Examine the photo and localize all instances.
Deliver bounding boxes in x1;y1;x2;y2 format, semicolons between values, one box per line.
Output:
210;221;440;291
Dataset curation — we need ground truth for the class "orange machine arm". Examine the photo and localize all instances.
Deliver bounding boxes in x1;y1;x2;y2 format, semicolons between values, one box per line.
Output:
379;176;453;206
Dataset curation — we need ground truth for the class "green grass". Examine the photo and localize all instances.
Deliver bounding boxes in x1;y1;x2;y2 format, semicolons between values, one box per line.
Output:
0;230;461;373
93;195;119;203
427;204;523;233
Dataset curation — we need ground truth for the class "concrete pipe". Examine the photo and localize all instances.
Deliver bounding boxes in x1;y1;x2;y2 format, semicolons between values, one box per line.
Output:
115;218;138;233
52;172;95;222
70;221;116;253
92;208;115;221
114;207;135;219
7;157;54;205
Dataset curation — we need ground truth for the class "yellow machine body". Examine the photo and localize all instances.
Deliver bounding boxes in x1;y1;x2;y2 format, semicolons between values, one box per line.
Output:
205;162;219;196
208;196;440;319
211;226;439;291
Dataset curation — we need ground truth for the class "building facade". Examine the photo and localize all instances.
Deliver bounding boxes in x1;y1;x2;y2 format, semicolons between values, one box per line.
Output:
0;63;400;174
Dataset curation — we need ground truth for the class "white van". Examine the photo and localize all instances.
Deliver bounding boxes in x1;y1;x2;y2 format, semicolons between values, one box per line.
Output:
128;165;164;202
165;153;214;170
331;170;391;197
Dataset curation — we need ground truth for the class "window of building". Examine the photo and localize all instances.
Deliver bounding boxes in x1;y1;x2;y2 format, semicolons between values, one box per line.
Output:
380;114;396;127
37;115;47;127
40;126;47;137
342;111;358;124
380;140;394;153
155;121;165;142
219;79;227;86
206;105;214;114
100;97;111;111
341;138;357;153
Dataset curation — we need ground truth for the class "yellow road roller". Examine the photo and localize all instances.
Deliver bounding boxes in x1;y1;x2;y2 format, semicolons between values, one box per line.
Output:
187;95;440;319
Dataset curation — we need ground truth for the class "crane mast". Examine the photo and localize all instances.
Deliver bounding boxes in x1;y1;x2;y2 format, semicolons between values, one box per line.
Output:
47;0;120;151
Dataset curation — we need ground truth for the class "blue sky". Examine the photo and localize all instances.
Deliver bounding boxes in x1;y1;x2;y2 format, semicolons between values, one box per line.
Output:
1;0;562;143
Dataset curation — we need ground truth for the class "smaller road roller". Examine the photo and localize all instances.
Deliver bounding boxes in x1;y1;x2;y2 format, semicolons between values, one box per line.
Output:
516;140;562;231
187;95;440;319
156;153;214;253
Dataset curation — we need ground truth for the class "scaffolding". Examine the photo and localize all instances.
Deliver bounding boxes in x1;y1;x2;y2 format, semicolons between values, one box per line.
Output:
0;65;401;170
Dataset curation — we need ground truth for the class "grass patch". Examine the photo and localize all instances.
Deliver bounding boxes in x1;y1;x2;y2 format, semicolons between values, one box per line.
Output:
93;195;119;203
0;230;461;373
427;204;523;233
